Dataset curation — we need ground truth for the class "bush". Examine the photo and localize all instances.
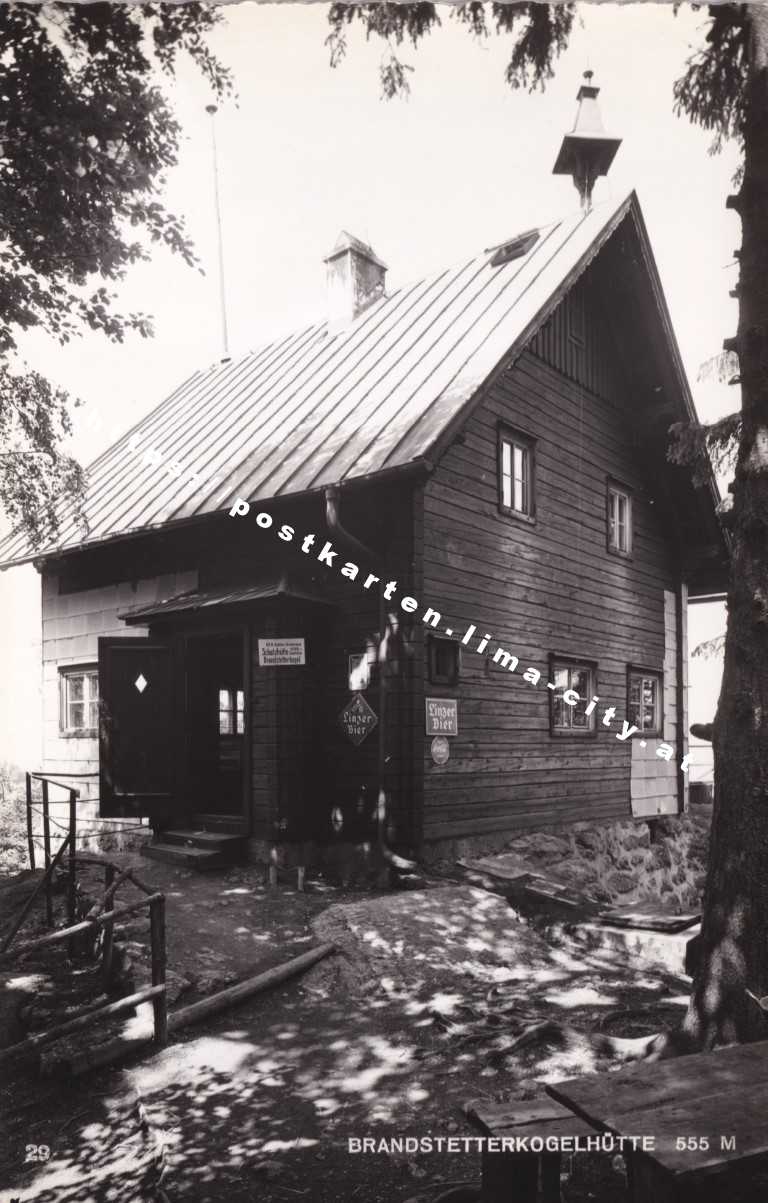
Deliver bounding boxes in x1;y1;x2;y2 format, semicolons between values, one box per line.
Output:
0;762;30;877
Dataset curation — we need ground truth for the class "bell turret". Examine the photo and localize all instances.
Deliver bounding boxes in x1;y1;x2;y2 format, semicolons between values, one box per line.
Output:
553;71;622;213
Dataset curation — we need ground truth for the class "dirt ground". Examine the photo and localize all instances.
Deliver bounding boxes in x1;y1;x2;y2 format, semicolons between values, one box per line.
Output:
1;853;709;1203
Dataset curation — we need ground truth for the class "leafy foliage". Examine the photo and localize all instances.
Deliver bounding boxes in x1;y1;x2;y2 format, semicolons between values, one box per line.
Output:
327;2;574;98
693;634;726;660
0;367;87;549
668;411;741;486
673;5;750;151
0;2;230;546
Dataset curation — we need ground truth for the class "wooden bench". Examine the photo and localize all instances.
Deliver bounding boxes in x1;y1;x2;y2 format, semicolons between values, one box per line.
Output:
465;1097;596;1202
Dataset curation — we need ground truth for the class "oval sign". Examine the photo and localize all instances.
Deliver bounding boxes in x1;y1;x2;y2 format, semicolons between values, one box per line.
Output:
431;735;450;765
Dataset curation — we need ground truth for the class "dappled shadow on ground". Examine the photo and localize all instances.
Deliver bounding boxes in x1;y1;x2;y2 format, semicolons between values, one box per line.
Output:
2;882;696;1202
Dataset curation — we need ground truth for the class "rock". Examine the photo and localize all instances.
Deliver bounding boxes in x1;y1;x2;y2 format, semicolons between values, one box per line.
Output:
653;843;673;869
623;827;650;850
606;871;636;895
557;862;597;887
509;834;569;861
589;886;612;903
575;827;603;852
654;816;679;838
165;969;193;1004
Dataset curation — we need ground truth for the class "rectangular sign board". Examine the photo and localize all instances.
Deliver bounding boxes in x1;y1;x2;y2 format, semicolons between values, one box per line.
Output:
425;697;458;736
258;637;306;666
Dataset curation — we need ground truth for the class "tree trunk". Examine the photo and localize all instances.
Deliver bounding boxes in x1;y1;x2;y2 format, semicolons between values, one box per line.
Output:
684;6;768;1048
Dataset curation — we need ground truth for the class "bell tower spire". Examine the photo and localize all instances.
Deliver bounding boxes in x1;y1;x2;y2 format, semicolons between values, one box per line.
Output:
552;70;622;213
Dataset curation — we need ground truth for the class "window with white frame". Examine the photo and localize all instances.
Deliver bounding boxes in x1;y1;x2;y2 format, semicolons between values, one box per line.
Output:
499;429;534;518
628;669;662;735
607;483;632;554
59;666;99;735
219;688;244;735
550;658;596;735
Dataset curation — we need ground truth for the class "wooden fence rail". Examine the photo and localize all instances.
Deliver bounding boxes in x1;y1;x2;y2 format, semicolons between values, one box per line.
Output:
0;892;168;1064
4;782;168;1069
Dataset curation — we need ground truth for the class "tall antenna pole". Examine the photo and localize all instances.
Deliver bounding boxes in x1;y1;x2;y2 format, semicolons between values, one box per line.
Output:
206;103;230;362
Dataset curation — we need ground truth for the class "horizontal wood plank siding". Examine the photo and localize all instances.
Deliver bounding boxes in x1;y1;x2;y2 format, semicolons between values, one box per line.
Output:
421;308;677;842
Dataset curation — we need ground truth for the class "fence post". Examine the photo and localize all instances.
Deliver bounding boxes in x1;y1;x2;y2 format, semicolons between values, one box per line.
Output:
102;863;116;987
25;772;35;873
42;780;53;927
68;791;77;926
149;895;168;1046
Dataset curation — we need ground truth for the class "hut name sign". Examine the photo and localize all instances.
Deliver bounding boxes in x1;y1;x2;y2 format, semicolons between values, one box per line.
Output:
258;637;306;666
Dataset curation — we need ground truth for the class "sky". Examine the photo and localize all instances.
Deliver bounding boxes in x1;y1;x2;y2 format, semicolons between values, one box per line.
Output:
0;1;739;770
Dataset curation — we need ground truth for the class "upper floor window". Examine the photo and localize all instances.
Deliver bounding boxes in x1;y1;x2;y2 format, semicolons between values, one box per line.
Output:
628;669;662;735
60;666;99;736
550;657;597;737
219;688;244;735
499;427;534;519
607;482;632;555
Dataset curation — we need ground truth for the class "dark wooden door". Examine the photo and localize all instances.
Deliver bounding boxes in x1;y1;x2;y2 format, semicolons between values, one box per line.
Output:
98;636;176;820
186;633;245;816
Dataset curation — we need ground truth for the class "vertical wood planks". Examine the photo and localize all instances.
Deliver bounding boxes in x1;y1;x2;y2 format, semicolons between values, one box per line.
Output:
149;895;168;1046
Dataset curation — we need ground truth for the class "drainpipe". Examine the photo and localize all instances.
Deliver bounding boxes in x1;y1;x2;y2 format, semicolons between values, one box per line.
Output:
324;485;414;872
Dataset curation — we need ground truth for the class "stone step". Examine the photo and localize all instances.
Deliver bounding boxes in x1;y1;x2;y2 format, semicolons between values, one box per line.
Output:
162;829;245;853
193;814;247;834
141;843;228;870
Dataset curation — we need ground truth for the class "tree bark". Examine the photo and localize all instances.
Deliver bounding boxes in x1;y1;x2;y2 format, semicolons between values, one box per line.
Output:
684;5;768;1048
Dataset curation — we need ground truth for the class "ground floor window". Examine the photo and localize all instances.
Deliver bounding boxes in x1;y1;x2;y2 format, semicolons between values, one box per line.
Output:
59;665;99;735
549;657;597;736
219;687;245;735
627;668;662;735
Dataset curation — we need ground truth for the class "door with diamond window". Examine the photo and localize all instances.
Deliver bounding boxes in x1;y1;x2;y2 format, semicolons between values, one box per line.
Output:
98;637;177;819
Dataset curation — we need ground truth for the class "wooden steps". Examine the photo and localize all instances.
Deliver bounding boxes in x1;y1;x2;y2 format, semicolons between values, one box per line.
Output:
141;828;246;871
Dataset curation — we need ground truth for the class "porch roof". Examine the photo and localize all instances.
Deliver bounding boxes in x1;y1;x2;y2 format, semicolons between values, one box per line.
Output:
119;576;335;623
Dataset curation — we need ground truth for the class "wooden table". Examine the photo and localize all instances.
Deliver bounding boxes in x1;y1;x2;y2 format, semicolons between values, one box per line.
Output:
546;1040;768;1202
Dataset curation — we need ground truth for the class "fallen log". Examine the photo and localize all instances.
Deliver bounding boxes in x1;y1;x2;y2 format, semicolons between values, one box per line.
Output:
48;941;336;1076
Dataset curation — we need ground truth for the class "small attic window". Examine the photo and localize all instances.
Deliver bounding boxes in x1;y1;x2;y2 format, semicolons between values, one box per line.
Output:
488;229;540;268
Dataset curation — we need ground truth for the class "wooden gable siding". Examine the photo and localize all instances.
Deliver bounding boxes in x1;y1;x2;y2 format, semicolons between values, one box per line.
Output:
420;328;679;844
529;271;618;401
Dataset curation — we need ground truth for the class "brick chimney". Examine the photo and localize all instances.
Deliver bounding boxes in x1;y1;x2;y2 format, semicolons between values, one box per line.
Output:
324;231;387;327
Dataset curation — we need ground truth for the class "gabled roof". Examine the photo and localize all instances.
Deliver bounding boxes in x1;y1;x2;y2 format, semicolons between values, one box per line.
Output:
0;190;719;569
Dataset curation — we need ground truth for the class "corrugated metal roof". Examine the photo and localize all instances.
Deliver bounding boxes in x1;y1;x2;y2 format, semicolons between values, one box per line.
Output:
0;191;642;568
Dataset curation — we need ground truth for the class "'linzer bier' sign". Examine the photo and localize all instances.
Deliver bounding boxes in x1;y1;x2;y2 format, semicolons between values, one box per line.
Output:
425;697;458;736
